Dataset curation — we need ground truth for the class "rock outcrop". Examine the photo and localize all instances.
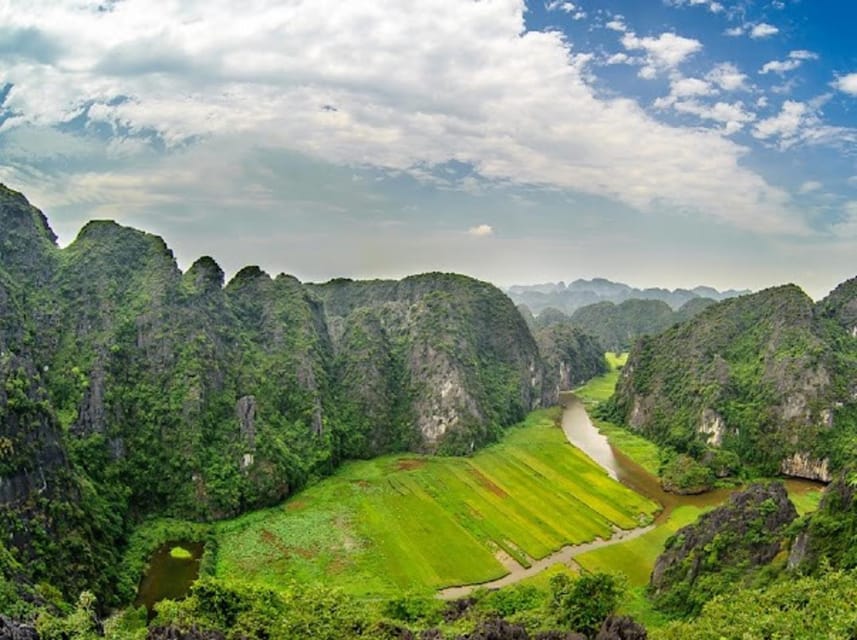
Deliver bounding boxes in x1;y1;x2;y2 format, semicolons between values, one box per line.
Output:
650;483;798;615
787;470;857;572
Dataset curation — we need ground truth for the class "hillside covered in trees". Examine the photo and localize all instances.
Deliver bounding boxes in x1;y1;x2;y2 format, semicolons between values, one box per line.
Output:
0;184;606;610
606;280;857;482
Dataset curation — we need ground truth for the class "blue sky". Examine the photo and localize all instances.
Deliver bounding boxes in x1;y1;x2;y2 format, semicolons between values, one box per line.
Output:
0;0;855;298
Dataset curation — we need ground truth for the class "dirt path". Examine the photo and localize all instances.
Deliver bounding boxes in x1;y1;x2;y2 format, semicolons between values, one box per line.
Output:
438;522;654;599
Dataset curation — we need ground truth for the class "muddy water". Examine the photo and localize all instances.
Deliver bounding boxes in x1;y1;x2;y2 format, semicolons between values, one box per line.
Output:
560;392;734;523
135;541;204;618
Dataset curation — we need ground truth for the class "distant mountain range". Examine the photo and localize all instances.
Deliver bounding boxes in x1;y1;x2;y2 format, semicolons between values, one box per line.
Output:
507;278;750;315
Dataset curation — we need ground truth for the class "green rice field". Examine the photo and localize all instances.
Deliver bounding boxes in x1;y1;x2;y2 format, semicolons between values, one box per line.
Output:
214;408;659;596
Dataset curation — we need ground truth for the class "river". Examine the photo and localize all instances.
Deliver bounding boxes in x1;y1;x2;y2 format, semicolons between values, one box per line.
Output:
439;392;821;598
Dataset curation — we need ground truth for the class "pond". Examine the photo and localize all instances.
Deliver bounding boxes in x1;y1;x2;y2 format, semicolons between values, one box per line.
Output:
135;540;204;619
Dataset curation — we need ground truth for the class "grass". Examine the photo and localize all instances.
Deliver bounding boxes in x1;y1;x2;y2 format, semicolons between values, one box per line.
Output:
575;352;627;403
575;505;705;586
789;485;823;516
214;408;659;597
169;546;194;560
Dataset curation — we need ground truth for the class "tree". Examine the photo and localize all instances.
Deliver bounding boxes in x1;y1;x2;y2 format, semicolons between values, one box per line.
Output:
549;572;625;637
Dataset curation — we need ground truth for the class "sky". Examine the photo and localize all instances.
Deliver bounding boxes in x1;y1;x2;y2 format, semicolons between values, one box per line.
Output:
0;0;855;299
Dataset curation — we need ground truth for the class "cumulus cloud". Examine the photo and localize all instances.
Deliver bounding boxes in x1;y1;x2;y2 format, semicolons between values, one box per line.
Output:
833;73;857;96
752;98;856;150
760;50;819;75
753;101;812;145
546;1;586;20
654;70;755;133
468;224;494;237
620;31;702;79
750;23;779;38
665;0;724;13
0;0;805;235
725;23;780;39
798;180;822;194
706;63;749;91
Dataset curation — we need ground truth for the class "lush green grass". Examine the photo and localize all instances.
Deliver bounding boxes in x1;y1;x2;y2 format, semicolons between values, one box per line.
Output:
575;352;626;403
789;486;823;516
169;546;193;560
214;409;658;597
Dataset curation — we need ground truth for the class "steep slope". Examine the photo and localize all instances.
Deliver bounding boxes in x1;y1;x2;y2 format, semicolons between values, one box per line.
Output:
310;274;544;454
609;283;857;480
650;483;797;616
535;323;607;401
3;186;600;604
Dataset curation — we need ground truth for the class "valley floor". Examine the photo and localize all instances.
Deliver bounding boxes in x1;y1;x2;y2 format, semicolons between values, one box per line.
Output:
211;407;658;597
131;351;824;631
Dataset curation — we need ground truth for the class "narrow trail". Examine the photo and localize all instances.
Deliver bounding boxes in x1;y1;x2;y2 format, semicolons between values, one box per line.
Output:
438;522;654;599
437;394;659;599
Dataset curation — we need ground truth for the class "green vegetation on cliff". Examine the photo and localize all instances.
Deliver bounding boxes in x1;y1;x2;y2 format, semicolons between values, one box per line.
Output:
607;282;857;481
0;185;612;610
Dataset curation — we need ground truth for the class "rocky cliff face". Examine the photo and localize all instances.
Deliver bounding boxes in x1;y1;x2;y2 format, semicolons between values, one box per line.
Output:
534;323;607;404
609;283;857;479
650;483;798;615
787;470;857;572
310;273;544;454
1;185;593;602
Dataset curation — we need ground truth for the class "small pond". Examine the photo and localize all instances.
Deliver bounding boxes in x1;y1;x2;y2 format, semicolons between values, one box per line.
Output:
135;540;204;618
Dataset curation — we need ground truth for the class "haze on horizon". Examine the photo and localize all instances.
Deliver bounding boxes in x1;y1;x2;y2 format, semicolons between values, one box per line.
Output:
1;0;855;299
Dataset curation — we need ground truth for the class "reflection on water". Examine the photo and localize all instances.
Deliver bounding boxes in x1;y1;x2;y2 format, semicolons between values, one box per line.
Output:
135;541;203;619
559;391;822;524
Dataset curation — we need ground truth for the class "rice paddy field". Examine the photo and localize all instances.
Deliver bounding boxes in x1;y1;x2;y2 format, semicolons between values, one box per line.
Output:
213;408;659;596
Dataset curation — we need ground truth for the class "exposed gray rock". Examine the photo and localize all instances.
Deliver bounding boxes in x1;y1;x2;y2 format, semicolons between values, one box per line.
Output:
235;395;257;449
0;616;39;640
596;616;647;640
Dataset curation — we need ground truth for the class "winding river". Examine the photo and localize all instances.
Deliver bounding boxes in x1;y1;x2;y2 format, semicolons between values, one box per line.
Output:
439;392;820;599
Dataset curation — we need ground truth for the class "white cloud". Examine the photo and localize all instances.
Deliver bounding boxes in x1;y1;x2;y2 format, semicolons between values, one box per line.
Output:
750;23;779;38
753;101;811;145
665;0;724;12
0;0;805;236
760;50;819;75
605;52;631;65
675;101;756;133
790;50;819;61
726;22;782;39
706;63;749;91
546;1;586;19
621;31;702;78
468;224;494;237
833;73;857;96
656;79;756;134
605;18;627;32
751;98;856;150
798;180;822;194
